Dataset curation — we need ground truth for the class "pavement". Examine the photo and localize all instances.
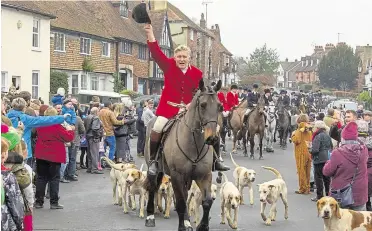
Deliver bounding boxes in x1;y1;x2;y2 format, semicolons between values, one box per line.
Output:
34;137;324;231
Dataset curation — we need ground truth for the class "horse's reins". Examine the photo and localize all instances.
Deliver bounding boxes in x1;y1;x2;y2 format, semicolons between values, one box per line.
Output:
174;89;219;170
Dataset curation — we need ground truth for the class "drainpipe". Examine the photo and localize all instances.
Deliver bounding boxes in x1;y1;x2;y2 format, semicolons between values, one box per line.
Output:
115;41;120;83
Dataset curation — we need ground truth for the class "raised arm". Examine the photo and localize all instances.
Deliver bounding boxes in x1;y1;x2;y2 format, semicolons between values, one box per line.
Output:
144;24;171;72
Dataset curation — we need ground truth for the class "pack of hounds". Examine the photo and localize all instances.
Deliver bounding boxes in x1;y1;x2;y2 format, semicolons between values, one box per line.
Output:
102;155;372;231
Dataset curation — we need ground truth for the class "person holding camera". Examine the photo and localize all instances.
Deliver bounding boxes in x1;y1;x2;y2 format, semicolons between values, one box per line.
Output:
291;114;313;195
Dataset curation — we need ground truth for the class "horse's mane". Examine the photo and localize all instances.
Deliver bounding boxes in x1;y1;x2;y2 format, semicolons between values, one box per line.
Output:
237;99;247;107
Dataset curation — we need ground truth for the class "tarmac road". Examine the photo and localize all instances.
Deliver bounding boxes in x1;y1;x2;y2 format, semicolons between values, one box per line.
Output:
34;137;324;231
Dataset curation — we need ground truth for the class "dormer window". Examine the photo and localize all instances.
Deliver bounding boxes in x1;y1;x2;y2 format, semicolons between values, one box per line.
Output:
120;0;128;18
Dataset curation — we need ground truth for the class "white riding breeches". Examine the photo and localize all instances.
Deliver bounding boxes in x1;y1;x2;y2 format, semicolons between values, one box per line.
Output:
222;111;230;117
153;116;169;133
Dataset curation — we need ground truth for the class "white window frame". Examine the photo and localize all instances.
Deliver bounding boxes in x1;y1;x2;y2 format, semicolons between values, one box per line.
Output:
80;37;91;55
1;72;8;92
120;41;133;54
189;29;194;41
138;45;147;60
90;75;99;90
71;74;79;94
80;74;87;90
102;42;110;57
32;71;40;99
120;0;129;18
32;18;40;49
54;33;65;52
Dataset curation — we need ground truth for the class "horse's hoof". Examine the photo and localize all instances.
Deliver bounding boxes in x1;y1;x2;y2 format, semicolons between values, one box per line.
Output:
186;227;193;231
196;223;209;231
250;155;254;159
145;218;156;227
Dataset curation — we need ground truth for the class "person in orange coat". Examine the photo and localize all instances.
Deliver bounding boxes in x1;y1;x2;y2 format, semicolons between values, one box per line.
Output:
144;24;229;177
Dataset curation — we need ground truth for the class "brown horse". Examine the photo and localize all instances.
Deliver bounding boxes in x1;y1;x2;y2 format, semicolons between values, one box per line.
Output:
229;100;248;155
144;79;222;231
247;96;265;159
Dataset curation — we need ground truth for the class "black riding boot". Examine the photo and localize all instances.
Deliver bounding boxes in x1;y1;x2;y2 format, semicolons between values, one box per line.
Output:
212;138;230;172
243;114;249;126
367;198;372;211
148;130;162;176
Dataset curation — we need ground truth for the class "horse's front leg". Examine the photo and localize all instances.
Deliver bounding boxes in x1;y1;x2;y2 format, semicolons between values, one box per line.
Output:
196;173;213;231
231;131;237;154
249;136;255;159
220;130;227;153
259;133;264;160
242;131;248;157
145;173;163;227
171;175;192;231
273;127;277;143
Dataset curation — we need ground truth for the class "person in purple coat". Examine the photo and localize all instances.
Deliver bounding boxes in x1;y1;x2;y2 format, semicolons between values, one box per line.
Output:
323;121;368;211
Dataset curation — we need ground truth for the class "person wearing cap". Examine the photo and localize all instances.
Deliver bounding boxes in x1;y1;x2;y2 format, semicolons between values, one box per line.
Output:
357;105;364;119
217;86;230;138
226;84;239;111
62;99;77;126
276;90;291;117
243;83;260;125
238;86;246;102
51;87;65;106
363;110;372;135
310;120;332;202
143;23;229;176
306;91;315;107
323;121;368;210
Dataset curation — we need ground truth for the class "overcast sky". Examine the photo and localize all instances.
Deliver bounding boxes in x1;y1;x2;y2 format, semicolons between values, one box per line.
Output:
168;0;372;61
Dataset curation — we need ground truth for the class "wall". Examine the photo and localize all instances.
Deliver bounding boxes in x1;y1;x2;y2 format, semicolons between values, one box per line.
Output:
169;22;187;47
50;30;116;73
1;7;52;101
295;71;317;83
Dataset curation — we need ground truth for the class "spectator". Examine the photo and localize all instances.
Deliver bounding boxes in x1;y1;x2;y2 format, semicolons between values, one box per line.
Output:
51;88;65;106
98;102;124;161
136;100;146;158
323;108;335;128
323;122;368;211
85;107;104;174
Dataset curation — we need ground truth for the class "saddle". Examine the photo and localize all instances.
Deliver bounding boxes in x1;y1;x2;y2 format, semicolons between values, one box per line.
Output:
160;111;186;146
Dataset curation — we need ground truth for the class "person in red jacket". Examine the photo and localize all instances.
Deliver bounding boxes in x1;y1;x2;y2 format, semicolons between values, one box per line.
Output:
144;24;229;176
34;107;74;210
226;84;239;111
217;86;231;137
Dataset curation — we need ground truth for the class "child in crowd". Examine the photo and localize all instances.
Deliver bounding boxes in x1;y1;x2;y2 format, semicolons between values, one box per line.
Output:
1;125;25;231
98;135;106;170
61;99;76;126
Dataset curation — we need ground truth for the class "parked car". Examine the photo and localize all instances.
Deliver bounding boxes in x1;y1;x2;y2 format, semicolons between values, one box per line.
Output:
132;95;160;108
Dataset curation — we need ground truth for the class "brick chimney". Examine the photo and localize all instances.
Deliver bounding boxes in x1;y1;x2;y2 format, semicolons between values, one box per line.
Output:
200;13;206;29
210;24;221;42
325;43;335;53
314;45;324;54
285;58;288;62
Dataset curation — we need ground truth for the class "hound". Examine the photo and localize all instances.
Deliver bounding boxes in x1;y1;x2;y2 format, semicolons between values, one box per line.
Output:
156;175;176;219
317;196;372;231
257;166;289;226
230;153;256;205
219;172;241;229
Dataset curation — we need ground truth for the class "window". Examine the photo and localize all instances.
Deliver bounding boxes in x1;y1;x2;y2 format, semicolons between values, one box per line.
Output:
208;37;212;47
32;71;39;99
54;33;65;52
102;42;110;57
161;48;170;58
1;72;8;92
138;45;147;60
80;74;87;90
32;18;40;48
12;76;21;89
71;75;79;94
90;75;98;90
189;29;194;40
120;0;128;18
161;24;170;47
120;41;132;54
80;38;91;55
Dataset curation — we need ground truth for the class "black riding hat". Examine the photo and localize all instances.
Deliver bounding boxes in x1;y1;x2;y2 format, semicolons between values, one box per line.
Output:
230;84;238;90
253;84;258;89
280;90;286;94
132;3;152;24
264;89;270;94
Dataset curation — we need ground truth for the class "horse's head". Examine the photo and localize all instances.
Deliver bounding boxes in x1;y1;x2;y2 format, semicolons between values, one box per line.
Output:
267;103;276;117
187;79;222;145
277;101;285;115
257;96;265;114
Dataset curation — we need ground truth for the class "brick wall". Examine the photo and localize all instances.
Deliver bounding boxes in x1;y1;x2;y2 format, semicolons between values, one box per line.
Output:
296;71;318;84
118;42;149;92
50;32;115;73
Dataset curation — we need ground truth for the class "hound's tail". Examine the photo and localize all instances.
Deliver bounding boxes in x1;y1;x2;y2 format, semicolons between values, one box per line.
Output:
100;156;116;166
229;152;240;168
220;172;229;183
262;166;283;179
100;156;133;171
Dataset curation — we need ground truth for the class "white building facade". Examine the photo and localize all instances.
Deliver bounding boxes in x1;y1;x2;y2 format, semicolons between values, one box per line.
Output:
1;3;55;102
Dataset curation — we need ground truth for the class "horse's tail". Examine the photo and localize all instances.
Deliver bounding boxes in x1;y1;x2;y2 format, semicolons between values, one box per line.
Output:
261;166;283;179
229;152;240;168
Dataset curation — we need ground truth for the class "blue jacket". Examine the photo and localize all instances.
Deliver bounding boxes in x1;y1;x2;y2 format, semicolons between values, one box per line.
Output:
6;110;65;159
51;94;64;106
62;106;76;125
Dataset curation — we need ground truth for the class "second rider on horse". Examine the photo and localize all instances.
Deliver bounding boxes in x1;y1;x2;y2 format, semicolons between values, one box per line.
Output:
243;84;260;126
144;24;229;177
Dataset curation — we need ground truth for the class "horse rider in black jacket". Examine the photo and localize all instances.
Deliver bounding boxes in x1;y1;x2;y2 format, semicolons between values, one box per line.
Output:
276;90;291;117
243;84;260;126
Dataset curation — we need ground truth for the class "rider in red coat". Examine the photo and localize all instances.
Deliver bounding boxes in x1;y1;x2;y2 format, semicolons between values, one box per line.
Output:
226;84;239;111
217;91;228;111
144;24;229;176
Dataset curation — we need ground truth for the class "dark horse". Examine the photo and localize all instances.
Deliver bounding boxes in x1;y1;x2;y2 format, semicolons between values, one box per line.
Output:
274;101;290;149
246;96;265;159
144;79;222;231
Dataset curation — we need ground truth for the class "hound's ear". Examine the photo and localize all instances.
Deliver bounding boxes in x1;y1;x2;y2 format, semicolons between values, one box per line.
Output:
199;79;206;92
316;200;321;217
214;80;222;92
335;202;341;219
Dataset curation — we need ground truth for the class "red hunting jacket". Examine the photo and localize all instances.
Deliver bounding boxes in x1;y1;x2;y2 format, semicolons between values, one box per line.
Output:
148;41;202;119
217;92;229;111
35;124;74;164
226;92;239;111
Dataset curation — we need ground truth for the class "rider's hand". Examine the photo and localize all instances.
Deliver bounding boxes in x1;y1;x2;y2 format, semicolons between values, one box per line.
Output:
144;24;155;42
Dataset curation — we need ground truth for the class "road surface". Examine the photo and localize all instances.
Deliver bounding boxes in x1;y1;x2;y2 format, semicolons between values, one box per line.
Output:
34;137;324;231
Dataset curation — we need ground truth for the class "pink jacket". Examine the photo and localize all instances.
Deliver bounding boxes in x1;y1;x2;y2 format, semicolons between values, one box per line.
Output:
323;142;368;206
